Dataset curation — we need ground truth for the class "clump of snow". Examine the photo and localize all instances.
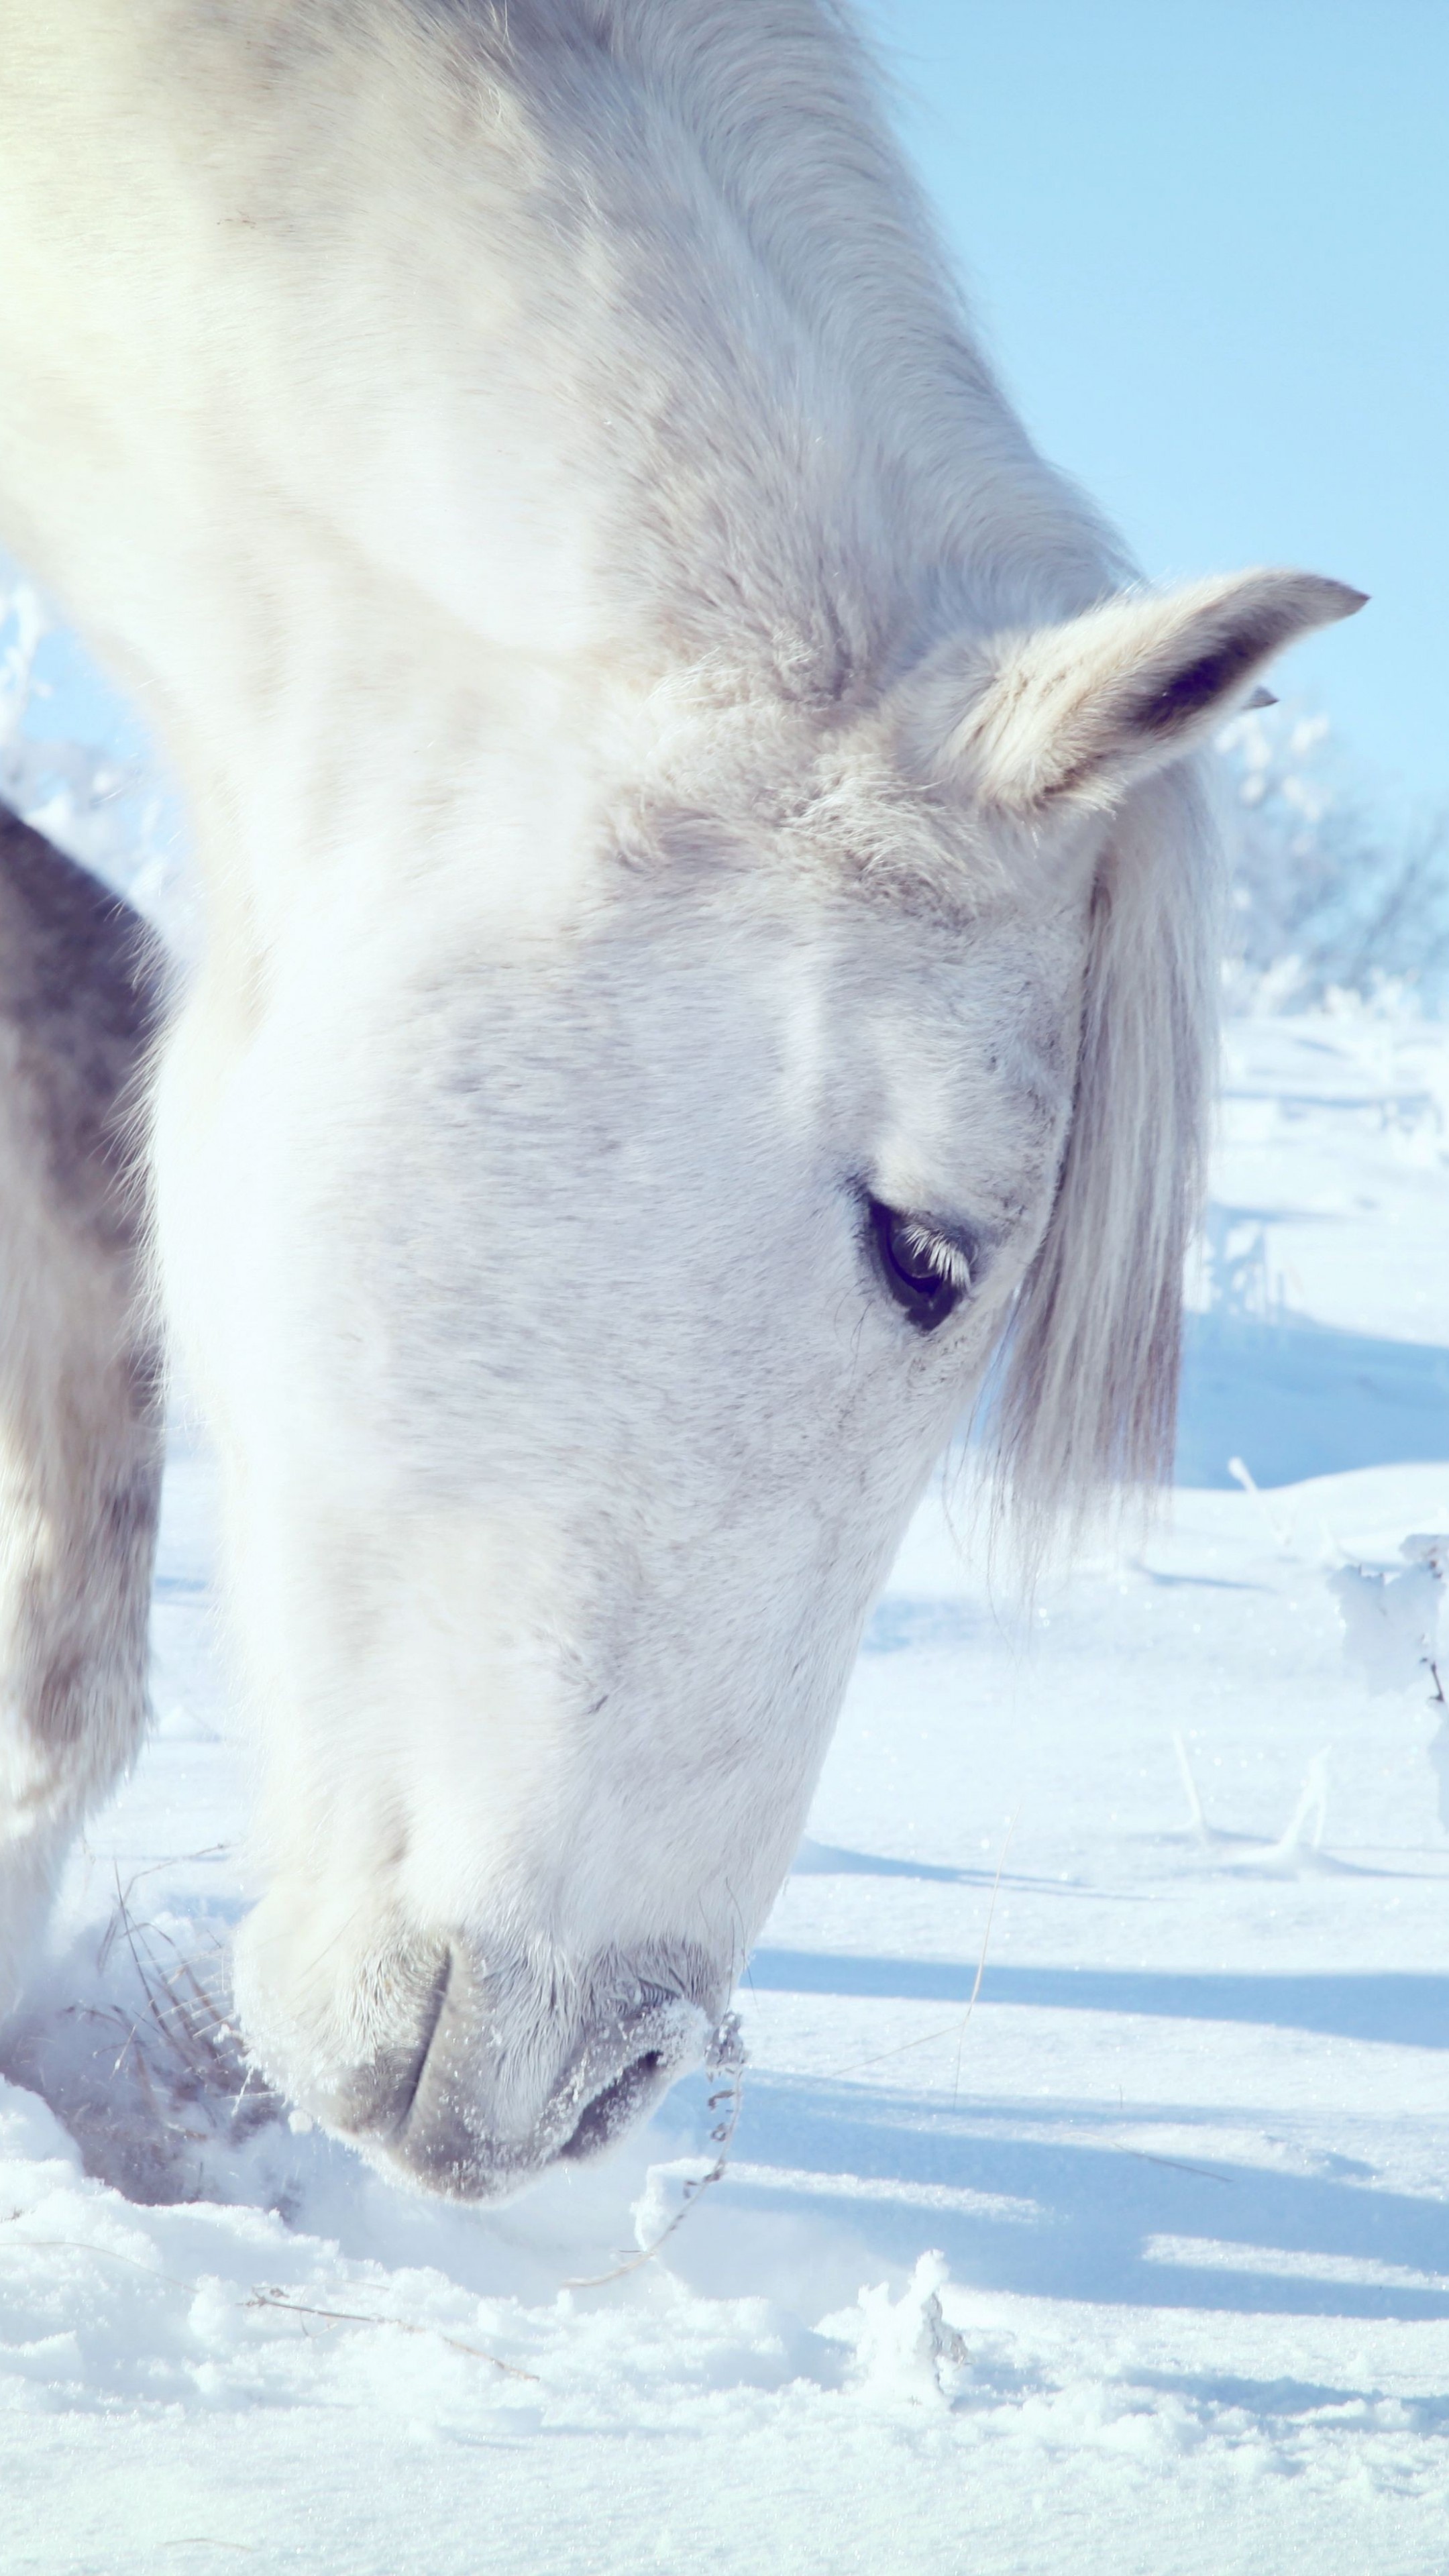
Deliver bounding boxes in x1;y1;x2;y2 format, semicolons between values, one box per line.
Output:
630;2155;720;2252
1331;1538;1446;1699
823;2250;969;2409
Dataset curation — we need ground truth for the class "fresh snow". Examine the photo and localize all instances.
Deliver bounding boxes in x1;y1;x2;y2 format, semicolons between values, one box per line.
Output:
5;1004;1449;2576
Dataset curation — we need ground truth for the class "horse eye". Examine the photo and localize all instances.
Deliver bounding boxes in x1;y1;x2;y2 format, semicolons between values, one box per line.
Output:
866;1197;973;1332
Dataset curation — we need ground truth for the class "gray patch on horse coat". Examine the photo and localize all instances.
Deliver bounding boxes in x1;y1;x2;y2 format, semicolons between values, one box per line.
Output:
0;802;162;1240
0;803;164;1837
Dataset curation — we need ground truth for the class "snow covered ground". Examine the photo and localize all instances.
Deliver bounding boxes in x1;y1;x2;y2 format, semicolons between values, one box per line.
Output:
5;1004;1449;2576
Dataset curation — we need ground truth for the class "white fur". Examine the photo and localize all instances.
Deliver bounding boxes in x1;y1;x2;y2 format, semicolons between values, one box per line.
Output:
0;0;1361;2194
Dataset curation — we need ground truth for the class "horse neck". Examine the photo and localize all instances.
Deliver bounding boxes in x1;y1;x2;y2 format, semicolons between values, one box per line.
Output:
0;0;1127;950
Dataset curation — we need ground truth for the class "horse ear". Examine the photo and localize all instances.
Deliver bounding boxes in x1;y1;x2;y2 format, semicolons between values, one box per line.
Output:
894;571;1366;816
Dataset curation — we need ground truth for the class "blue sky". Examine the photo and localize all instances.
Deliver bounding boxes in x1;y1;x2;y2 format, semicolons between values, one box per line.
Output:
863;0;1449;819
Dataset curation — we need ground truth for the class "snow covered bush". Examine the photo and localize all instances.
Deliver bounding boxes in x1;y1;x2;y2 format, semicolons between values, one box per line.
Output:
1220;704;1449;1013
1332;1536;1446;1699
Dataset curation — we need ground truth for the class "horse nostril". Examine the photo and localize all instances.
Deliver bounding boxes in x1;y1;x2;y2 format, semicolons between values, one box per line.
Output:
557;2048;665;2163
343;1957;714;2198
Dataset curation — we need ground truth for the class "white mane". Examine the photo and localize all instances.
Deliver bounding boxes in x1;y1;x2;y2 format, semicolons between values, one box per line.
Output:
412;0;1132;658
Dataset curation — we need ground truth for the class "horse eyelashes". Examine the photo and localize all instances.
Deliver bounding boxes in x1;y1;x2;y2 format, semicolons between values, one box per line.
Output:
865;1197;973;1331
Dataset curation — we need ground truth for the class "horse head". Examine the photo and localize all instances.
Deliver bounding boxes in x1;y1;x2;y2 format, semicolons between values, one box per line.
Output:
196;571;1360;2195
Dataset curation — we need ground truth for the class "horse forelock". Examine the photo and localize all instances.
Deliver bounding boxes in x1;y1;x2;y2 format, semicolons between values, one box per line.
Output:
597;663;1032;934
989;758;1224;1548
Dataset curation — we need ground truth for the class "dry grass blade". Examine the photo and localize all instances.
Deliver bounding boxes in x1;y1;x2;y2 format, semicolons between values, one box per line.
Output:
243;2290;537;2377
822;1806;1018;2089
566;2013;747;2290
0;2235;534;2379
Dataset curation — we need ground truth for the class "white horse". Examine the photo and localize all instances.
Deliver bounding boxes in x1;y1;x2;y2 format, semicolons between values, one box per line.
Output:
0;0;1360;2198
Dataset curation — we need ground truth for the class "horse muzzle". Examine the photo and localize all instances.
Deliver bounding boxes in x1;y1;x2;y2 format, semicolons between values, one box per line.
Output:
381;1947;718;2197
236;1916;727;2199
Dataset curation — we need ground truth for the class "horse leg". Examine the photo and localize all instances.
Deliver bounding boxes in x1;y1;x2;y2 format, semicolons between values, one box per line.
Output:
0;806;163;2012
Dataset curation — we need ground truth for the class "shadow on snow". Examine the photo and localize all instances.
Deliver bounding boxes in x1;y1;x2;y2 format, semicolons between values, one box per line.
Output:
1177;1309;1449;1489
747;1950;1449;2050
718;2070;1449;2323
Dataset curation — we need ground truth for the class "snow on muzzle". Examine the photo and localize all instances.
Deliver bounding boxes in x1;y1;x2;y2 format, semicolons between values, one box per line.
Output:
269;1937;724;2199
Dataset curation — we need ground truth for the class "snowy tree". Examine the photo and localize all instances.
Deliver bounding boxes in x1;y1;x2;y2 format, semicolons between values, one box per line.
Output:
1220;704;1449;1012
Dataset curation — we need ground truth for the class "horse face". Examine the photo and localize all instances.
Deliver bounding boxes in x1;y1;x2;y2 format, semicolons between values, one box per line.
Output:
191;560;1361;2198
205;860;1087;2196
